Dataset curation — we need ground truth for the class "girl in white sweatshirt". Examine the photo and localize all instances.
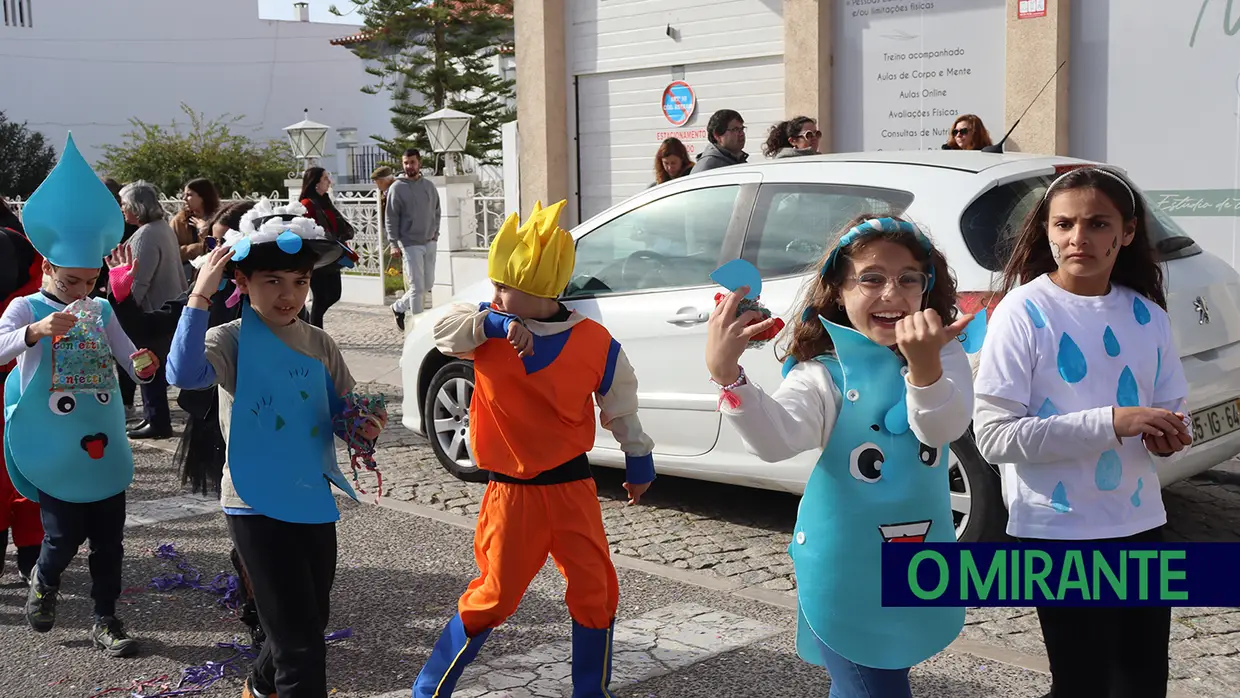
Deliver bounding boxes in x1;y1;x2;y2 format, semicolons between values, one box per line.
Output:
973;166;1191;698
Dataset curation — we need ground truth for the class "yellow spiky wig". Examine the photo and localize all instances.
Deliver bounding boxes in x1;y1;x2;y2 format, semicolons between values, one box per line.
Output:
487;199;575;299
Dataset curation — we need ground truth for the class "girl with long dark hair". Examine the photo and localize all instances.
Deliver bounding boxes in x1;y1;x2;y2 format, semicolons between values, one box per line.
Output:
762;116;821;159
299;168;354;328
973;167;1190;697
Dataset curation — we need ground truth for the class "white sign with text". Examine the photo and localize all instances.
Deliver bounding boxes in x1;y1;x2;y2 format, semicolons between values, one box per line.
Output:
832;0;1006;152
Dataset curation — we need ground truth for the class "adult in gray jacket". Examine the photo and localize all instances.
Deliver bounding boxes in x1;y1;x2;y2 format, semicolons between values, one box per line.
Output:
690;109;749;174
387;148;441;330
119;180;189;439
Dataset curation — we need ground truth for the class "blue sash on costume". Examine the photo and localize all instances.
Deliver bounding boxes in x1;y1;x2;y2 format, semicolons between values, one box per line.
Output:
227;301;356;524
3;294;132;503
788;318;964;670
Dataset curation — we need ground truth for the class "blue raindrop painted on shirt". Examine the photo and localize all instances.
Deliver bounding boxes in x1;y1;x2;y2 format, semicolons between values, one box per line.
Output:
1036;398;1059;419
1057;333;1088;383
1154;347;1163;387
1103;326;1121;357
1117;366;1139;407
1131;478;1144;507
1025;299;1047;329
1095;449;1123;491
1050;482;1071;513
960;308;988;354
1133;296;1151;325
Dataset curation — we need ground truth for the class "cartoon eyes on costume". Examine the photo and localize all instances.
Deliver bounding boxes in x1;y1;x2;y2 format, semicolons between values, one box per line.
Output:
49;392;76;415
919;443;940;467
850;442;884;483
96;392;111;405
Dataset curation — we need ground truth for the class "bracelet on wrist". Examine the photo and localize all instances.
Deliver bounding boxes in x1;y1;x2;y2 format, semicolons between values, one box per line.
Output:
188;292;213;307
710;365;748;391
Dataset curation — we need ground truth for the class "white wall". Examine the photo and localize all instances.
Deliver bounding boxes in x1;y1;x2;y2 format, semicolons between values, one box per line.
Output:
1070;0;1240;270
564;0;784;224
0;0;391;190
568;0;783;76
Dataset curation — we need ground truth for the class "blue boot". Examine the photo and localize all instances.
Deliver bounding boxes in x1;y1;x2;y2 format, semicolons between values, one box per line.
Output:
571;619;617;698
412;615;492;697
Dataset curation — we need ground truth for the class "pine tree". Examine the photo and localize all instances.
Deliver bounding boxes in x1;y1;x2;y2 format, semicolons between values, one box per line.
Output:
0;112;56;199
332;0;514;169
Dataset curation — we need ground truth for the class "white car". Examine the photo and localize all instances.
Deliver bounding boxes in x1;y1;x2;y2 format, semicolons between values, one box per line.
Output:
400;151;1240;542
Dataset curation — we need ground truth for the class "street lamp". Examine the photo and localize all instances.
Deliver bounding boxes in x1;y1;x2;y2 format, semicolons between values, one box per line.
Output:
283;109;330;171
419;107;473;176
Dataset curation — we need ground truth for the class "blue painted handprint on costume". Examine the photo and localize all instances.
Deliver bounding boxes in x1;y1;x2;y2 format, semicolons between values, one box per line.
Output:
788;317;963;671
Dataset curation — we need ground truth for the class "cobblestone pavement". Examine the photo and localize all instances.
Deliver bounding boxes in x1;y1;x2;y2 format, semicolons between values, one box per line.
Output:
145;303;1240;695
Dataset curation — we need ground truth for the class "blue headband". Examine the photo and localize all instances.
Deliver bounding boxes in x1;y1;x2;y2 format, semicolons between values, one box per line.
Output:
821;217;935;291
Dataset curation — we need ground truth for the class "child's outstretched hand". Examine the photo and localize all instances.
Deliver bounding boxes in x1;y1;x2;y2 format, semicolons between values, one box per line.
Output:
706;287;779;385
896;309;973;387
131;349;160;380
623;481;651;506
507;320;534;358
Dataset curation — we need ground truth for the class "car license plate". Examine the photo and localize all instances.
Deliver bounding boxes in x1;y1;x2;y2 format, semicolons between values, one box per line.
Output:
1191;397;1240;445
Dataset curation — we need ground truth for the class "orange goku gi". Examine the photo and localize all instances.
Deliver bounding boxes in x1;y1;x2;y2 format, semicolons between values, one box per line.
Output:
412;200;656;698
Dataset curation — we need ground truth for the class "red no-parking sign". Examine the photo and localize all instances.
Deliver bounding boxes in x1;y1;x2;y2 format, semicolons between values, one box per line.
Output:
662;81;696;126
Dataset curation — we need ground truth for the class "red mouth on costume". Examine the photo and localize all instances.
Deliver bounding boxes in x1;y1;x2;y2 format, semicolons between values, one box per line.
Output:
81;433;109;460
879;520;932;543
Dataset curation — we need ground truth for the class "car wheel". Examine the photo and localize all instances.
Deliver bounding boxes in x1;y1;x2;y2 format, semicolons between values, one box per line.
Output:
949;434;1009;542
423;361;488;483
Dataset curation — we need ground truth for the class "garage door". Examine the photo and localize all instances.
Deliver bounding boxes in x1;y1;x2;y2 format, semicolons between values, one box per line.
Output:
575;55;785;222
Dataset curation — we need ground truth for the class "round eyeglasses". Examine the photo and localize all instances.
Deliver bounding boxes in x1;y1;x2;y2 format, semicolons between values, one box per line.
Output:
846;271;929;298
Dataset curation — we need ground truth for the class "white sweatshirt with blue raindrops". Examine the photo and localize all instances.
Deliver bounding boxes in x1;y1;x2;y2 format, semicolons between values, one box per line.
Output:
973;274;1190;540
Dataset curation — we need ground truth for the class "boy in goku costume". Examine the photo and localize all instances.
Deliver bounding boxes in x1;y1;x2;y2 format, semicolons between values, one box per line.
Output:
413;200;657;697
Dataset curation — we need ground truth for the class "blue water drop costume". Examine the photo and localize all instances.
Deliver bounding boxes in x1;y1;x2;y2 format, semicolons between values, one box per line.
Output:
789;318;964;670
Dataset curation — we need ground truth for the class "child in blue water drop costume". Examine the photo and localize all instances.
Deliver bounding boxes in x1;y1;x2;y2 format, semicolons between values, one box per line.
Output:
973;167;1191;698
0;134;160;658
705;215;976;697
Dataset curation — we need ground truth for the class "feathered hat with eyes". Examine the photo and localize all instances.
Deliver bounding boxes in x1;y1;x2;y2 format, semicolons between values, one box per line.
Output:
206;198;358;271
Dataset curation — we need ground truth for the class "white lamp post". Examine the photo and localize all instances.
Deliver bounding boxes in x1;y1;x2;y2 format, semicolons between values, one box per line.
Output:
283;109;330;171
419;107;473;176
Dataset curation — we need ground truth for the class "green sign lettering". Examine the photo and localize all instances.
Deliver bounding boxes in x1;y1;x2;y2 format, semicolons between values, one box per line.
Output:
909;550;949;600
1130;550;1159;600
962;551;1005;601
1023;550;1055;601
1092;550;1127;600
1160;550;1189;601
1057;550;1091;601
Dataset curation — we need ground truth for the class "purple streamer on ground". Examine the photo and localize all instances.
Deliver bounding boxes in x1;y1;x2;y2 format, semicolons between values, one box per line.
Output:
111;632;351;697
149;544;242;610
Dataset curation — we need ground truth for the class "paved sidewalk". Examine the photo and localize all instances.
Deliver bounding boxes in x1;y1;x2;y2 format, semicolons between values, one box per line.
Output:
128;303;1240;696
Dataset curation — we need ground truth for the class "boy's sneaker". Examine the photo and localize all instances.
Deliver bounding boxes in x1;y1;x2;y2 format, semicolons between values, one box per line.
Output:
91;615;139;657
393;307;406;331
25;569;58;632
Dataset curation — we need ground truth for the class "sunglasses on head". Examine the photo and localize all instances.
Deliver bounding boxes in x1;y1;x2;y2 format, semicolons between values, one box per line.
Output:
952;128;970;136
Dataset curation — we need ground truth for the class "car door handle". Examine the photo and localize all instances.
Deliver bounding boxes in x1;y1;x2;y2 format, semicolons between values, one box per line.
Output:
667;311;709;325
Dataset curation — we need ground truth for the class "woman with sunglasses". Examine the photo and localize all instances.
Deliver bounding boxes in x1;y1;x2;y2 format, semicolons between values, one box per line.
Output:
942;114;994;150
763;116;822;158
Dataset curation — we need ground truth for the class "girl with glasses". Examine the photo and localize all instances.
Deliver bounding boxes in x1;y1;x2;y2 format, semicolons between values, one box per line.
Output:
763;116;822;158
705;215;975;697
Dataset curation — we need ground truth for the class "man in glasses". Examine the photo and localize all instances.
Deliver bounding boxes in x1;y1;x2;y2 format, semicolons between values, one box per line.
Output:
691;109;749;174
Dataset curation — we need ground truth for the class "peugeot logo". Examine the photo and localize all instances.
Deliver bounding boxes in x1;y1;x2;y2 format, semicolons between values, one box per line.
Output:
1194;296;1211;325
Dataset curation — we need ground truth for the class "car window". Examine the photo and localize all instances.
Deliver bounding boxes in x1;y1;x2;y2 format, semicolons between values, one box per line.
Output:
961;174;1202;272
742;184;915;278
562;185;740;299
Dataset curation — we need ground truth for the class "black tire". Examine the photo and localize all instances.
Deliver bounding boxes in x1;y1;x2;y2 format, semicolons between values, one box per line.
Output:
949;432;1011;542
422;361;488;483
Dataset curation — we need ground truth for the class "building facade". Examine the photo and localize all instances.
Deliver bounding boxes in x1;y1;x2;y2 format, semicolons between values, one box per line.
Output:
514;0;1240;271
0;0;392;188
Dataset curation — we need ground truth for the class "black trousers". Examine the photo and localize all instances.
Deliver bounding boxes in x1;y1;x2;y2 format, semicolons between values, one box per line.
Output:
36;491;126;618
309;267;341;329
1027;526;1171;698
228;514;336;698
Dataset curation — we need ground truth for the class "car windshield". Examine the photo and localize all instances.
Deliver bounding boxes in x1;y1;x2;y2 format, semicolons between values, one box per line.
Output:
960;173;1201;272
